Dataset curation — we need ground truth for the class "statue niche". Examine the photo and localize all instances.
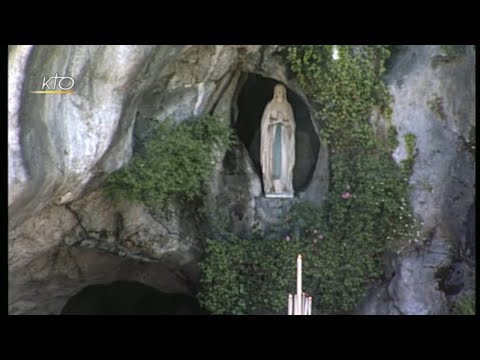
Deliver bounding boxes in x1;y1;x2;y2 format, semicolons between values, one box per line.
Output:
260;83;295;198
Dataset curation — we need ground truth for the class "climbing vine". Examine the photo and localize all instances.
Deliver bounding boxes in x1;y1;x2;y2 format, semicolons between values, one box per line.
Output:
287;45;419;302
287;45;392;148
199;45;421;314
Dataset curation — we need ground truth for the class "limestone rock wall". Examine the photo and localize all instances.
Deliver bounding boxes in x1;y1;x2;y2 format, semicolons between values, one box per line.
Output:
357;45;475;314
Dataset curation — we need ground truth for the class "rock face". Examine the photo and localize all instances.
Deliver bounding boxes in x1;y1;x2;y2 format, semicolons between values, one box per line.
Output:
9;245;194;315
9;45;475;315
357;45;475;315
9;45;223;231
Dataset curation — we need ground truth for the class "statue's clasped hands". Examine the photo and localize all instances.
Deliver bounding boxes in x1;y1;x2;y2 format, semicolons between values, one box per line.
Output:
269;111;289;126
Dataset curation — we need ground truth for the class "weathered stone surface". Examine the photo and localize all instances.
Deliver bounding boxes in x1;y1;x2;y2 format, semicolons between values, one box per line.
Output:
386;239;450;315
357;232;451;315
10;45;166;230
8;45;245;231
66;190;200;271
254;197;297;234
205;143;262;239
8;203;77;272
298;137;329;205
9;246;194;315
357;45;475;315
389;46;475;236
8;45;33;208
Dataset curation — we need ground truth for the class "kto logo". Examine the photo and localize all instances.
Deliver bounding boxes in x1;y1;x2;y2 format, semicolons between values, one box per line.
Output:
31;73;75;94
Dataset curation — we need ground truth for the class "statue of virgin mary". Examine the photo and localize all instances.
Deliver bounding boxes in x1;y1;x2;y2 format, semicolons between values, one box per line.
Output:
260;83;295;198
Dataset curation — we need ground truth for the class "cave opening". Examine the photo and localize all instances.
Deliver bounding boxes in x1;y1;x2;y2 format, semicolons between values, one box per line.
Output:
61;281;209;315
234;73;320;193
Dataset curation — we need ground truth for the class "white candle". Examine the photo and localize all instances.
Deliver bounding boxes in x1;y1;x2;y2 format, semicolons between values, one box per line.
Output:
288;294;293;315
297;254;302;298
332;45;339;60
303;293;307;315
296;254;302;315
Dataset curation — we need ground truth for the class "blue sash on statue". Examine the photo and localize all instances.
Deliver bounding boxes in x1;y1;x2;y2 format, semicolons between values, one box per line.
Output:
272;123;282;180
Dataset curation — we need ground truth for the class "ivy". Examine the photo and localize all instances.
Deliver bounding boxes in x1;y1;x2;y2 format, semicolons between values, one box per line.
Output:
286;45;419;292
198;237;302;315
103;115;233;208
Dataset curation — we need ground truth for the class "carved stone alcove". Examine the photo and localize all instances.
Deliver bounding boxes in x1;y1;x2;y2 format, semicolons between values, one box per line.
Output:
234;73;320;196
205;69;328;240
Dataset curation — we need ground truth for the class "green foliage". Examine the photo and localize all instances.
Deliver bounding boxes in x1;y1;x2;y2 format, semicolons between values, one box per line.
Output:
280;201;386;312
287;45;418;247
400;133;416;177
198;236;302;315
287;45;392;150
452;293;475;315
103;115;233;208
404;133;416;157
199;45;420;314
199;197;408;314
387;124;399;150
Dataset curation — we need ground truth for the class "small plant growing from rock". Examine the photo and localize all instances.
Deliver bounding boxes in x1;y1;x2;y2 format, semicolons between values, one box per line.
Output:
431;45;466;68
452;292;475;315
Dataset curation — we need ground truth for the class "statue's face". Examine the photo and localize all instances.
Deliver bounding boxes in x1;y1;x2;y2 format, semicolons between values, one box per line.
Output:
274;84;285;99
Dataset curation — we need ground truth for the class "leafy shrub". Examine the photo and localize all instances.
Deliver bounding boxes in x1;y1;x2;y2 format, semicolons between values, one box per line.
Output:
103;115;233;208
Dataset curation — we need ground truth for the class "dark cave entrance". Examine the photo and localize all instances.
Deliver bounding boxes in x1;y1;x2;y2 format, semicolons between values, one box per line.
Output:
61;281;209;315
234;73;320;193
